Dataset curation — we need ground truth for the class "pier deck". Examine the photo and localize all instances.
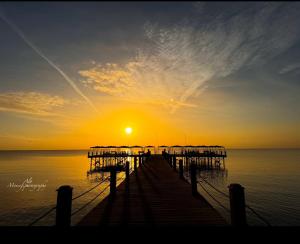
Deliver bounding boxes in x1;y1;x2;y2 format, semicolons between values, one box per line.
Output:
78;155;227;227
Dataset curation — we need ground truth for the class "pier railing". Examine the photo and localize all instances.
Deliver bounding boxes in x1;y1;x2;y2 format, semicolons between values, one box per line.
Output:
88;145;227;157
163;153;271;226
28;159;138;227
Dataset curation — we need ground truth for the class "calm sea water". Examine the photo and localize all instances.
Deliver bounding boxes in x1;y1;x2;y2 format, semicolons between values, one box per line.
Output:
0;149;299;226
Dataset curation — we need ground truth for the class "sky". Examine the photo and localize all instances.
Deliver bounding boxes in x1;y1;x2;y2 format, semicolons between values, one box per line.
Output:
0;1;300;149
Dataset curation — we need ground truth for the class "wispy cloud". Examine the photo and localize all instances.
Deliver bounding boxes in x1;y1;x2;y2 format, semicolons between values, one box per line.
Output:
279;63;300;74
79;63;136;96
0;9;98;113
193;1;205;13
79;2;300;113
0;133;41;142
0;91;65;116
79;61;199;111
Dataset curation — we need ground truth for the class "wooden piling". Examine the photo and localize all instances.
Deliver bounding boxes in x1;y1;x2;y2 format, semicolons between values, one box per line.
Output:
125;161;130;179
190;162;198;196
173;156;176;171
134;157;137;171
179;159;184;179
56;185;73;227
185;157;189;171
110;168;117;196
228;184;247;226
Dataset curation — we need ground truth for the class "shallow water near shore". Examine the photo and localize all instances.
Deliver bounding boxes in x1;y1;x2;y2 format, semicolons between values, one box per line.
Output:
0;149;299;226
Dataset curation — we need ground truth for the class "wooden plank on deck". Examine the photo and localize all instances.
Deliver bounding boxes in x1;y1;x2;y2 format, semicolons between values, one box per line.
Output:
78;155;227;227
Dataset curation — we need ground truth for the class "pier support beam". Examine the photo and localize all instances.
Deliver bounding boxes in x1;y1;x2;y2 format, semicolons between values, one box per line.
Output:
179;159;184;179
228;184;247;226
187;157;190;170
134;157;137;171
190;162;198;196
110;168;117;196
56;185;73;227
125;161;130;180
172;156;176;171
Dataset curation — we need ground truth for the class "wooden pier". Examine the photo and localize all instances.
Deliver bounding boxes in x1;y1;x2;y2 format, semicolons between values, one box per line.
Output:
78;154;227;227
29;145;269;227
87;145;226;174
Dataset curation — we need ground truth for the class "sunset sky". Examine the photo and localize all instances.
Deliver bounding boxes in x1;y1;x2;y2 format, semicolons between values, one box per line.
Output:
0;2;300;149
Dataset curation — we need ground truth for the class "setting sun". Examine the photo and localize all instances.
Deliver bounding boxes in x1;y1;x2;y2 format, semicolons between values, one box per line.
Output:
125;127;133;135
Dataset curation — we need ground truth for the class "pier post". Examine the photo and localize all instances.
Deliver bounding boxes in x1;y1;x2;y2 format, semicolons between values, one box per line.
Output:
56;185;73;227
169;155;172;167
179;159;184;179
134;157;137;171
190;162;198;196
186;157;189;171
173;156;176;171
125;161;130;180
110;168;117;196
228;184;247;226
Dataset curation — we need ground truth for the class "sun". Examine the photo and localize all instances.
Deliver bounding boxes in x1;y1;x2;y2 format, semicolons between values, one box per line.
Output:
125;127;132;135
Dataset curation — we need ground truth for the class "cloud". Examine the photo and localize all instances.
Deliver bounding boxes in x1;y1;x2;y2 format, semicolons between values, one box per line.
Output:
0;91;65;116
193;2;205;13
79;61;199;111
79;63;136;96
79;2;300;113
0;10;98;113
279;63;300;74
0;133;41;142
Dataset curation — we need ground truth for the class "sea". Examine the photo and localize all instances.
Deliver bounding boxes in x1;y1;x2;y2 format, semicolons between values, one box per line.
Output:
0;149;299;226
